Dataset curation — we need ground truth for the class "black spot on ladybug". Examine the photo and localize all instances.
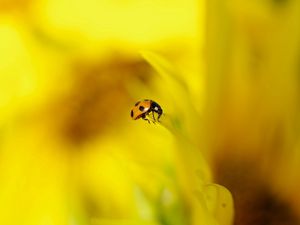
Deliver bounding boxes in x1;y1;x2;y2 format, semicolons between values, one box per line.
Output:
130;110;133;118
134;101;140;106
139;106;145;111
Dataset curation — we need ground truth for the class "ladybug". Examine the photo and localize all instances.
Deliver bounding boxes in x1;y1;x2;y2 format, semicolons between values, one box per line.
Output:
130;99;163;123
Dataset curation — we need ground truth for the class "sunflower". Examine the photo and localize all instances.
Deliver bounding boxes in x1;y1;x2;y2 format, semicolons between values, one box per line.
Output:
0;0;233;225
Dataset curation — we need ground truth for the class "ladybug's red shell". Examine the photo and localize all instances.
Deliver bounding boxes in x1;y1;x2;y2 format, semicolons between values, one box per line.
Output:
130;100;152;120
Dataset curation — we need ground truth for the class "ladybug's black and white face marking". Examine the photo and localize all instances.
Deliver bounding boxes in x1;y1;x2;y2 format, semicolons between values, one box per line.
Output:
130;99;163;122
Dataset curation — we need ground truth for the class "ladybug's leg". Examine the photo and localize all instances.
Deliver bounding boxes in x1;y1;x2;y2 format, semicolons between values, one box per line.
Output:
142;117;151;123
152;111;156;122
157;112;162;122
146;112;156;124
142;114;151;124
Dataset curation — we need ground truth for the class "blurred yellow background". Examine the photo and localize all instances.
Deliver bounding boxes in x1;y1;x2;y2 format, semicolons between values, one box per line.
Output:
1;0;300;225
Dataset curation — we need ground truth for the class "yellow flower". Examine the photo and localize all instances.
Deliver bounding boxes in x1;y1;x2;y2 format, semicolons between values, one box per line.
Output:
0;1;234;225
